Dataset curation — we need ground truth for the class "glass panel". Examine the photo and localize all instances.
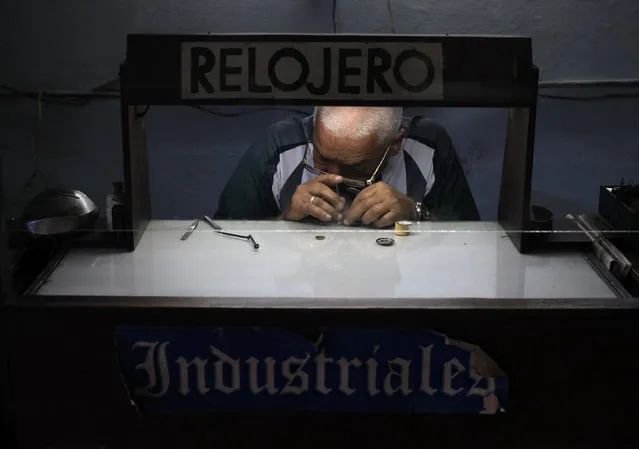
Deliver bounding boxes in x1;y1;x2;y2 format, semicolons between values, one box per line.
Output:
2;102;626;300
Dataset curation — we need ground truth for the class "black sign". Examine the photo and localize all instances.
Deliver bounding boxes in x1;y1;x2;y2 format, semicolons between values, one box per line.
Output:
181;42;443;101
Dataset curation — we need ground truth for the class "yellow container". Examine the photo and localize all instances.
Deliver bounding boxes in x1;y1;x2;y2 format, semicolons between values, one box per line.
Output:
393;221;412;236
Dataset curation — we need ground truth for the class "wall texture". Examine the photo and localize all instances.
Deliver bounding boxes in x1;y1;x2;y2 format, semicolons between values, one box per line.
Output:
1;0;638;220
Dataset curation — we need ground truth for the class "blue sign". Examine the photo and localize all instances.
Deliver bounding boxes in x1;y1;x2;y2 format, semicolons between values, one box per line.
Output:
115;327;507;414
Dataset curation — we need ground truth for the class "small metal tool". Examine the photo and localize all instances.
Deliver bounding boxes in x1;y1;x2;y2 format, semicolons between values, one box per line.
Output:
180;219;199;240
203;215;260;249
215;230;260;249
203;215;222;230
247;234;260;249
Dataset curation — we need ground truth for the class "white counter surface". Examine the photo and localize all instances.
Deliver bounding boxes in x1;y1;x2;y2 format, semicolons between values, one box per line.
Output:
35;220;616;300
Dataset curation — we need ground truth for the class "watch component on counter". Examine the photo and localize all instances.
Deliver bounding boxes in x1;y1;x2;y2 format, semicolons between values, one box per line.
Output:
376;237;395;247
393;221;412;236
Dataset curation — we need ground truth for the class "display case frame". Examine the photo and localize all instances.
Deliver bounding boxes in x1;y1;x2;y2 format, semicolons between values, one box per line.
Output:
2;34;638;449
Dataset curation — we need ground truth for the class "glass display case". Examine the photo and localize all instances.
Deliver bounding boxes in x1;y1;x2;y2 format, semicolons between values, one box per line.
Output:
2;34;638;449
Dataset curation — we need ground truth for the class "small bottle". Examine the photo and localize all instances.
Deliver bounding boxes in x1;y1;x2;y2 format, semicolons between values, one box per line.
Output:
106;182;125;232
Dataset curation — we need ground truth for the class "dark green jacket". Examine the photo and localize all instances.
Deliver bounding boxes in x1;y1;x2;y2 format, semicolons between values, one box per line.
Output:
216;115;479;221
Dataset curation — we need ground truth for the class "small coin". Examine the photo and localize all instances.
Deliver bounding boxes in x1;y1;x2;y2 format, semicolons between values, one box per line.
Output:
376;237;395;247
315;235;326;240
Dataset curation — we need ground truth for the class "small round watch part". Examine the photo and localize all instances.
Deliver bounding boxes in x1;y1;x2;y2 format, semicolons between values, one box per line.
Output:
376;237;395;247
315;235;326;240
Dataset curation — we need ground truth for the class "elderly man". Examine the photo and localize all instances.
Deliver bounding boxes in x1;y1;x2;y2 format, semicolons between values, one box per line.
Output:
215;107;479;226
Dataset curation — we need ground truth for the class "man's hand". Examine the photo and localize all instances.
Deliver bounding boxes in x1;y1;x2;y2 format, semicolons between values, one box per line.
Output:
283;174;346;222
342;182;415;227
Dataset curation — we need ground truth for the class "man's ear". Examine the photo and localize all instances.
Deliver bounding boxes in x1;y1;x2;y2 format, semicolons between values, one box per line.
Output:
389;128;406;156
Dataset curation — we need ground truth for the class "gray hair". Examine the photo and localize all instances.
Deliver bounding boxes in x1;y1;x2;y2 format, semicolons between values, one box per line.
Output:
313;106;403;148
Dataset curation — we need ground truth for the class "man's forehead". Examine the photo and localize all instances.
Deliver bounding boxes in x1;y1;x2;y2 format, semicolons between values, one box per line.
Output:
314;127;380;164
315;121;379;150
317;127;377;148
